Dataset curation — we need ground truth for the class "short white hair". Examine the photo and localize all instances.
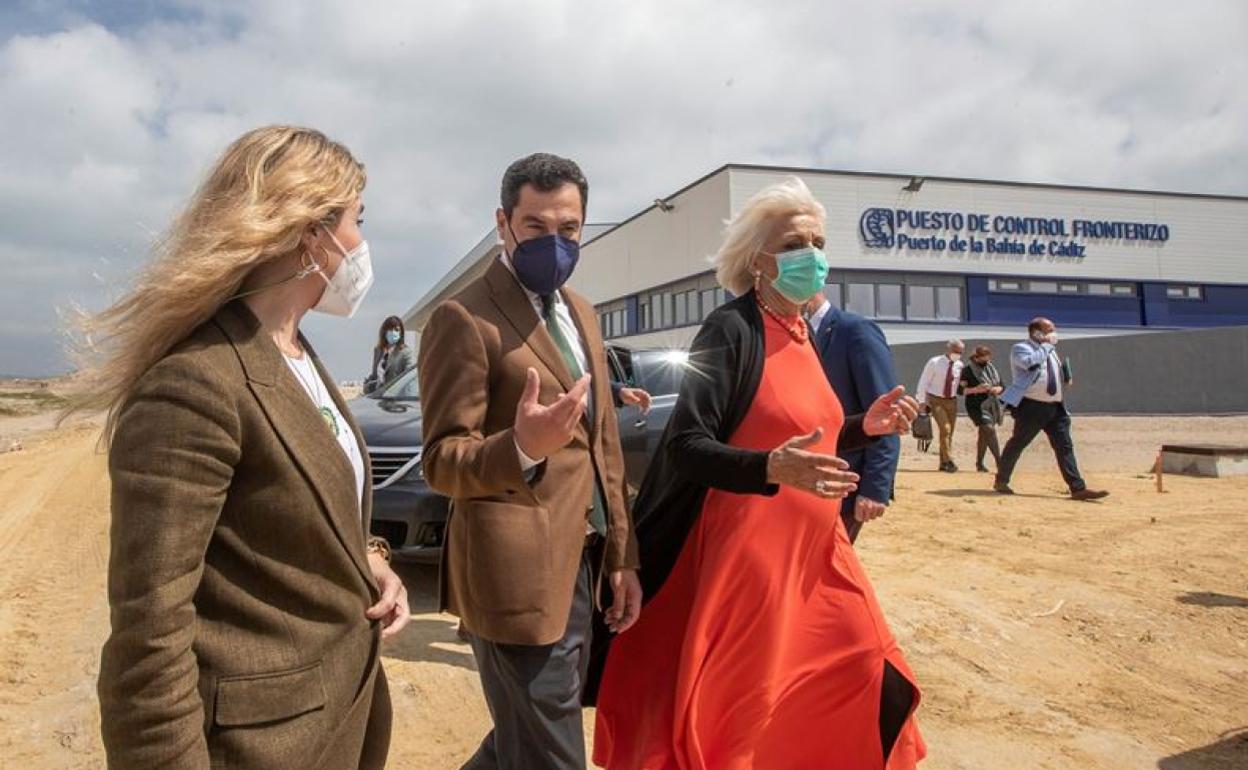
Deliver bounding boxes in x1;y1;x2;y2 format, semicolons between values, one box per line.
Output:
711;177;826;296
947;338;965;351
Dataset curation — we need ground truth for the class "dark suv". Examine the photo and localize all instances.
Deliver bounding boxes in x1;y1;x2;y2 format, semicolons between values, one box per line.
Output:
348;346;689;562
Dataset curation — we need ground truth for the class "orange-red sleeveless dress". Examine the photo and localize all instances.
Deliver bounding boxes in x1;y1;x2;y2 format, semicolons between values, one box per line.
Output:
593;312;925;770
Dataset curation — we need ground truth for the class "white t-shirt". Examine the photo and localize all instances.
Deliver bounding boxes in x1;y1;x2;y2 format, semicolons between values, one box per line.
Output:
283;352;366;517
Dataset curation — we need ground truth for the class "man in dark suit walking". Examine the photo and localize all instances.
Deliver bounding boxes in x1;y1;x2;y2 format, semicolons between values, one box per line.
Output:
996;317;1109;501
806;290;901;542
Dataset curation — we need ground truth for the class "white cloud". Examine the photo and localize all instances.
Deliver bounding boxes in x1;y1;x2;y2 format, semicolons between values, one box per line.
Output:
1;0;1246;376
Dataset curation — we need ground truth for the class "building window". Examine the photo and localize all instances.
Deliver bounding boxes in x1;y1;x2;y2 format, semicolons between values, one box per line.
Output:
936;286;962;320
1167;284;1203;300
906;285;936;320
846;283;875;316
990;278;1137;297
824;283;843;310
877;284;904;320
699;289;716;320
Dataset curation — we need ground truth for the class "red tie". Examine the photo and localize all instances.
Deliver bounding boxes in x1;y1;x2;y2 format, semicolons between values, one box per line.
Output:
943;361;955;398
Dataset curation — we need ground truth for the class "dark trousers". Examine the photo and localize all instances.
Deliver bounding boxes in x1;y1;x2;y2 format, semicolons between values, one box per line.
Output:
461;547;594;770
840;500;864;544
996;398;1087;492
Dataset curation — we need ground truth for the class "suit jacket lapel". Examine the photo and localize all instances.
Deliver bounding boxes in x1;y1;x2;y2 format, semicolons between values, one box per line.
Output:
564;290;606;440
485;259;576;392
817;306;841;356
215;302;377;593
309;338;374;528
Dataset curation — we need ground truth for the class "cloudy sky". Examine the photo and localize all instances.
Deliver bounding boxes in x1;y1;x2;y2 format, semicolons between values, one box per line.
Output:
2;0;1245;378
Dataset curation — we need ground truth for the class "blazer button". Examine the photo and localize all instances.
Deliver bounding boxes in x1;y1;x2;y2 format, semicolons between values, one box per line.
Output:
506;489;517;495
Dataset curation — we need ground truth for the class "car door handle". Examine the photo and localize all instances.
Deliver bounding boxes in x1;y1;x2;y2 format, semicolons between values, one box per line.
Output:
632;417;648;429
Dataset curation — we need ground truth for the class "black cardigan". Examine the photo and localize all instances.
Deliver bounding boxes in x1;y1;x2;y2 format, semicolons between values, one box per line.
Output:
584;291;874;704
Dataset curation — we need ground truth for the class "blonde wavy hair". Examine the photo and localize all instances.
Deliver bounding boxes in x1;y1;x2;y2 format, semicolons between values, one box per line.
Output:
66;125;366;442
712;176;826;296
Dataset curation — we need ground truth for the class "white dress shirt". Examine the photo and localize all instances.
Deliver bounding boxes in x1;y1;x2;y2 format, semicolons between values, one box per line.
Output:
807;298;832;337
916;354;964;404
1023;343;1064;403
499;253;593;470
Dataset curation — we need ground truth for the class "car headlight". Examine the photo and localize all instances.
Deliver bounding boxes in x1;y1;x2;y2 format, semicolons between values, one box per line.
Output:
400;450;424;483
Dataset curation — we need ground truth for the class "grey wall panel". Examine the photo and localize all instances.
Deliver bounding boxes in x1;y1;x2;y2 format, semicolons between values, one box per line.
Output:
890;326;1248;414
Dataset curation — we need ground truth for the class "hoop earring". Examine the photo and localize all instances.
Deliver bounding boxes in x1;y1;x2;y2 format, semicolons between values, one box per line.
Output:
295;249;322;279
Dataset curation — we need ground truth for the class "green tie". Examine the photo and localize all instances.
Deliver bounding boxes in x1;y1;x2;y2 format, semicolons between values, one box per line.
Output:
540;294;607;538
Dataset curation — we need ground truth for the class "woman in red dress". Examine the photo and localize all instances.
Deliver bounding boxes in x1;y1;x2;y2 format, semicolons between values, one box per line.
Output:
592;178;926;770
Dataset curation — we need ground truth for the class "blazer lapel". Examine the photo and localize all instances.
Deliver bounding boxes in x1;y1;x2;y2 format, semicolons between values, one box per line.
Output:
564;290;607;440
485;259;576;392
309;339;375;529
214;303;377;593
817;306;840;349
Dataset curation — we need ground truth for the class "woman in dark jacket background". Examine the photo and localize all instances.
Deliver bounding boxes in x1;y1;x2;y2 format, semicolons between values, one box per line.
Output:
364;315;414;394
959;344;1005;472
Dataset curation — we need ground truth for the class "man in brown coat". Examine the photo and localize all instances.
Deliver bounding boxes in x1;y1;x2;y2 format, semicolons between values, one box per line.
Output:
419;153;642;770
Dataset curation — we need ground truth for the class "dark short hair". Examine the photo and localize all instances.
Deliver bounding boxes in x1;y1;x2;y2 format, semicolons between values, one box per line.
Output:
378;315;405;348
974;345;993;358
500;153;588;219
1027;317;1050;335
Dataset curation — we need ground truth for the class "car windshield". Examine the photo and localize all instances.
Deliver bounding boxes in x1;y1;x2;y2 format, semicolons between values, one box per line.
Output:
376;367;419;401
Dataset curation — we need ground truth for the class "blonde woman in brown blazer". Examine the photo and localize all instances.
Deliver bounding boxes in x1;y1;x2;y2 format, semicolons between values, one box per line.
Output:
74;126;409;770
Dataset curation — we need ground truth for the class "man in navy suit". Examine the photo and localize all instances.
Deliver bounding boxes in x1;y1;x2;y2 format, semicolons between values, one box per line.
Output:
806;290;901;543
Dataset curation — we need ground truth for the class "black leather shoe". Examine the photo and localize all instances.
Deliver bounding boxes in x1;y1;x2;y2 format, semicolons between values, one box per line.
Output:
993;481;1015;494
1071;488;1109;501
976;463;989;473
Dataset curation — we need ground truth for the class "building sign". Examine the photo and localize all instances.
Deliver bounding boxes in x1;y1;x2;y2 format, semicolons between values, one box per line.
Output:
858;208;1170;258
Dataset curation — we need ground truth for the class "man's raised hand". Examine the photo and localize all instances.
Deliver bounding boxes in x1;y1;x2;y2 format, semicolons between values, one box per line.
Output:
514;367;591;461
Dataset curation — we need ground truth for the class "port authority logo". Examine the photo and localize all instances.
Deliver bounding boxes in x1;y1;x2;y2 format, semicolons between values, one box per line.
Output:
856;206;1169;259
859;208;895;248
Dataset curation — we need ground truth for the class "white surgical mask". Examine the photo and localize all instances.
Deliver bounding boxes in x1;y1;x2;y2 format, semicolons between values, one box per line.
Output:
312;229;374;318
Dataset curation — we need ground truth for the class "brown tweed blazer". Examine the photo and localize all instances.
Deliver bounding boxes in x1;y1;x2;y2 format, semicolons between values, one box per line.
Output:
418;259;640;646
98;301;391;770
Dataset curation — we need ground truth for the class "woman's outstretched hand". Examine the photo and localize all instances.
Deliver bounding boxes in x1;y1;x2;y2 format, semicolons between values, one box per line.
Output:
767;428;859;499
863;386;919;436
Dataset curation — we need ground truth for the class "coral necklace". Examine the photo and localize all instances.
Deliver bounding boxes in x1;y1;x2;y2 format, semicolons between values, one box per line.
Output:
755;292;808;343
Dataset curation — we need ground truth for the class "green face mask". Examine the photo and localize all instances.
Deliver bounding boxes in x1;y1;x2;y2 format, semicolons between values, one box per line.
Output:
770;246;829;303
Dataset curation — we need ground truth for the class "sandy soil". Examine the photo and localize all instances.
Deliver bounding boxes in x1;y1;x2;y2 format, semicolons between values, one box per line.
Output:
0;408;1245;769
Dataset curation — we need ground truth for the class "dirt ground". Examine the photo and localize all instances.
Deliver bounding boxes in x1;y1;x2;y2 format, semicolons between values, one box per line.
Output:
1;407;1245;769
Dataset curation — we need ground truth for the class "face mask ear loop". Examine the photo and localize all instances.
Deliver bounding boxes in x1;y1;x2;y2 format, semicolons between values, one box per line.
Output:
505;219;521;259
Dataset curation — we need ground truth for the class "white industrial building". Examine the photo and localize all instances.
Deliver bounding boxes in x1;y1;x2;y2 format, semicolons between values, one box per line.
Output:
406;165;1248;351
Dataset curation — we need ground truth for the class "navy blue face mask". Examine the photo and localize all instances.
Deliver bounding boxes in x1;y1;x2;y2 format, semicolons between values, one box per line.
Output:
507;224;580;296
